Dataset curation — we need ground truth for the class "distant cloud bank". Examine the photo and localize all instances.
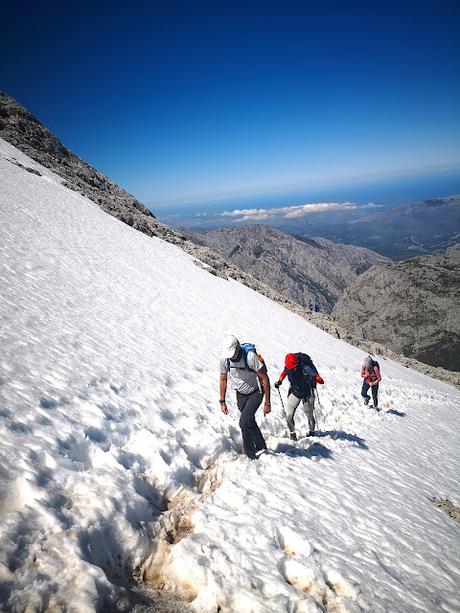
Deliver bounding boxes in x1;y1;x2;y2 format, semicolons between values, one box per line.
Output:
159;200;385;228
220;201;359;222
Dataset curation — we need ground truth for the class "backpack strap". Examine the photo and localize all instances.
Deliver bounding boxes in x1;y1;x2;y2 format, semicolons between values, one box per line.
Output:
242;348;251;370
226;344;253;372
240;343;255;372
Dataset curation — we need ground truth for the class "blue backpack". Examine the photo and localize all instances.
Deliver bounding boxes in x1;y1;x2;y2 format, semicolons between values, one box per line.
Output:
226;343;268;374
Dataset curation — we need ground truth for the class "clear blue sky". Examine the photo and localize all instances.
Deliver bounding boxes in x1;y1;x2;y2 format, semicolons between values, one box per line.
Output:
1;0;460;207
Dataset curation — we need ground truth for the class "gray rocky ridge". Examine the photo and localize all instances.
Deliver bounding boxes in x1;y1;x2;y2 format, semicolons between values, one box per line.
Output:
188;226;390;313
0;92;155;229
1;91;458;387
332;245;460;371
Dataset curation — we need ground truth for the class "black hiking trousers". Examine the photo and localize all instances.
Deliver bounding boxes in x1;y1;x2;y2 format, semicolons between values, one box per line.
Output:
361;381;379;407
236;389;266;459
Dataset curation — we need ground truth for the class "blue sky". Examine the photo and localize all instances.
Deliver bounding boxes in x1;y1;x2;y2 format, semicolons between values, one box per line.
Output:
1;0;460;208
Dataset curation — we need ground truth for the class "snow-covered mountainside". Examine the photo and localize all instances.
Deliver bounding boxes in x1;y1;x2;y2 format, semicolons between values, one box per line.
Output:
1;137;459;613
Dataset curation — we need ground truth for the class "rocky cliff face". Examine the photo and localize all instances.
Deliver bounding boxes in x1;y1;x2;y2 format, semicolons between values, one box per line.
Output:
332;245;460;371
188;226;390;312
0;91;158;230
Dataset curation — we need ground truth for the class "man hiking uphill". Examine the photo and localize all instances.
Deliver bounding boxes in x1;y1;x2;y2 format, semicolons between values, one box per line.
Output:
275;353;324;441
361;355;382;409
219;335;271;460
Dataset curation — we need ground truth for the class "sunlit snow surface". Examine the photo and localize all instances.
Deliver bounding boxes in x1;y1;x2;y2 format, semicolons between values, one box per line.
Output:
0;137;459;613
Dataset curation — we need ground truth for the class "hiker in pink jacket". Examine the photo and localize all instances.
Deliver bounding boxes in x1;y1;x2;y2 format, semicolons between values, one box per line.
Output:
361;355;382;409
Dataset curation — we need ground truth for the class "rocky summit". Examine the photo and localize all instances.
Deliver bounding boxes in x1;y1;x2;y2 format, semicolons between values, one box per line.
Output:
188;225;389;313
332;245;460;371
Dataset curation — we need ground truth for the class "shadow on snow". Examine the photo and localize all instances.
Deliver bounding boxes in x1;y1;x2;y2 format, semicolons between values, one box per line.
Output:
273;441;332;459
386;409;406;417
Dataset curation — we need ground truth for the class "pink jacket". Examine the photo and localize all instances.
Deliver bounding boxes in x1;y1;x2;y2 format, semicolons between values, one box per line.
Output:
360;364;382;385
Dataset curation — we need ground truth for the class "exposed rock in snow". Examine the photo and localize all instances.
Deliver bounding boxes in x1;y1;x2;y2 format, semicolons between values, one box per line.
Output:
431;498;460;524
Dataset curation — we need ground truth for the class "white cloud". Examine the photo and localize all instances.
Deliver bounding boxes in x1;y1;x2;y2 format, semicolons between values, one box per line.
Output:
360;202;384;209
221;208;270;219
220;201;357;222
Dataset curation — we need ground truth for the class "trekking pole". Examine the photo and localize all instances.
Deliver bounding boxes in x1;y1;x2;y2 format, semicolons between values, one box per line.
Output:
313;388;322;434
277;387;287;420
277;387;285;409
315;388;321;406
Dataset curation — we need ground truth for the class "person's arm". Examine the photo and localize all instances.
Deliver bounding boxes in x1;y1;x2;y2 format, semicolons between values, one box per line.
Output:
275;370;286;387
360;366;367;379
219;372;229;414
257;369;271;415
372;366;382;385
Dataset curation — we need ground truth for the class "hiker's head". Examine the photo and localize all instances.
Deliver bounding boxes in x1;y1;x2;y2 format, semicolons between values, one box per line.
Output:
222;335;240;360
285;353;298;369
363;356;373;367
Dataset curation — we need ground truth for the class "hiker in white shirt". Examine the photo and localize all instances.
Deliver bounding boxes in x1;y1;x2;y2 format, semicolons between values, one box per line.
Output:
219;335;271;460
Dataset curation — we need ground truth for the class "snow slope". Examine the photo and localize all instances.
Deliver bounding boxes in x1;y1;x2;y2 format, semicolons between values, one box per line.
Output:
0;137;459;613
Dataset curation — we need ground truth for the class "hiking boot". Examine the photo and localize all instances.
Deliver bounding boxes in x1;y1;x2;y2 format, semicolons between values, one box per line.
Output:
289;432;297;441
363;396;370;405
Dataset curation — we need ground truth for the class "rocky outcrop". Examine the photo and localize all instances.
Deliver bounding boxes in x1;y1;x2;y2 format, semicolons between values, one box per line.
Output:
1;92;458;387
332;245;460;371
187;226;389;312
0;91;157;230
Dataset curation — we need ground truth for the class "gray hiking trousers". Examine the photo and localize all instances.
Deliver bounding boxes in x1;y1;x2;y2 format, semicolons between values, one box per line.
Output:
236;390;266;459
286;392;316;435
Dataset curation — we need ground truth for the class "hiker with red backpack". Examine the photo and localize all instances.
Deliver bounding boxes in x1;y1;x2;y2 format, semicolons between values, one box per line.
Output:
219;335;271;460
275;353;324;441
361;355;382;409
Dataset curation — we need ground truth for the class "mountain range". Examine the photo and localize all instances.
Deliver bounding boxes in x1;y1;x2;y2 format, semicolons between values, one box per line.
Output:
176;195;460;261
186;224;460;372
303;194;460;259
332;245;460;371
187;226;389;313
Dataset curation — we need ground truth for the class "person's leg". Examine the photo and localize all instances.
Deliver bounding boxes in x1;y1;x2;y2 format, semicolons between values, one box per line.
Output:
250;391;267;452
236;392;254;457
285;393;301;439
371;383;379;408
361;381;370;404
303;394;316;434
238;391;264;458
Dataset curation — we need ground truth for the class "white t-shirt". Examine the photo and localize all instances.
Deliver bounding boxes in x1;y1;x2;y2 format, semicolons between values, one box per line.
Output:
219;350;263;395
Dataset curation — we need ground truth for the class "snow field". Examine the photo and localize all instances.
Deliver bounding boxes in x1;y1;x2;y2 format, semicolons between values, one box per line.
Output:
0;138;459;612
